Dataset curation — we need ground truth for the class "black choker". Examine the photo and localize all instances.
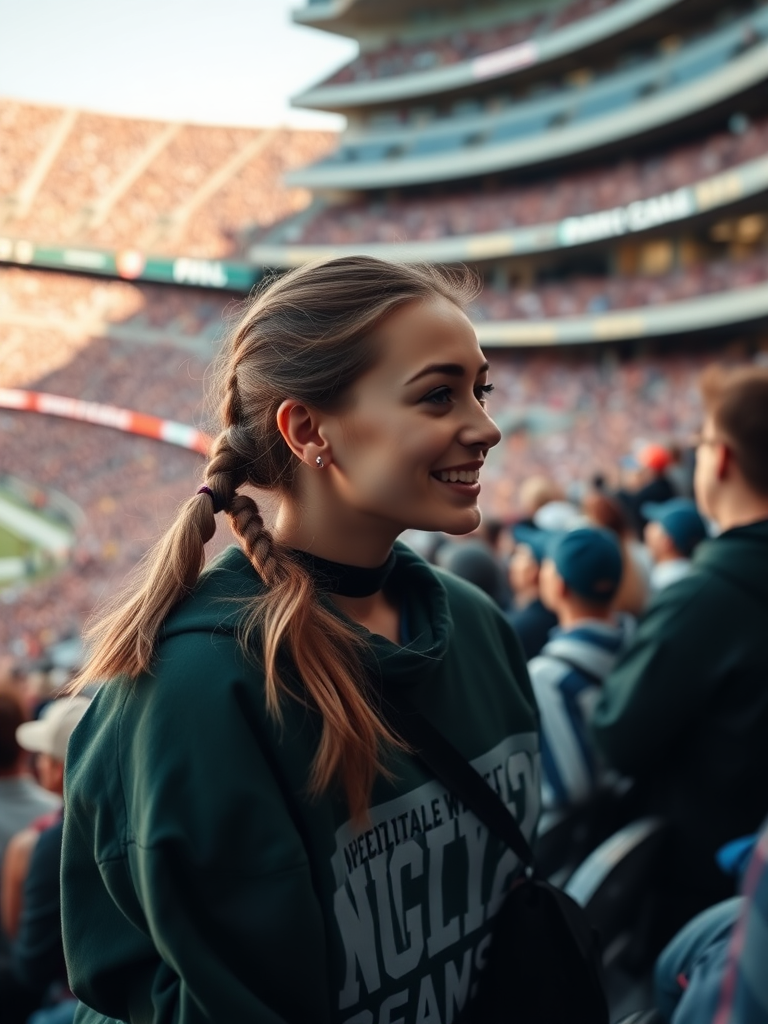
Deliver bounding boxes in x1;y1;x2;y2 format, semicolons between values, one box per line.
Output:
290;548;397;598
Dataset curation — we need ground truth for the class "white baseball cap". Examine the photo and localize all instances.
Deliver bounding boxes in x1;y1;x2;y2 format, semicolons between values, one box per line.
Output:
16;697;91;762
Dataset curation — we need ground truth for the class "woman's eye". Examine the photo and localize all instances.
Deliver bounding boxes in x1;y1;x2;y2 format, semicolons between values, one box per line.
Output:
423;387;453;405
475;383;495;403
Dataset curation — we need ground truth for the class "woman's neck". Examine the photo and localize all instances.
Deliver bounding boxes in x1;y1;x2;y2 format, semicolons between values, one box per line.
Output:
331;590;402;644
273;502;397;569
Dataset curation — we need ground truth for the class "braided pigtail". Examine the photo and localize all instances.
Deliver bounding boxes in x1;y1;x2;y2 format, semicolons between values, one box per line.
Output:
73;256;479;819
229;489;403;818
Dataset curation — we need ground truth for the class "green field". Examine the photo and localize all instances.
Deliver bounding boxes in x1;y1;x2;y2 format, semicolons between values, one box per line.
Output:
0;523;31;558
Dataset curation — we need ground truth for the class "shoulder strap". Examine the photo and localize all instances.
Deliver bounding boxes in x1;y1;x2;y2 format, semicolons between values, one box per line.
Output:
386;692;534;869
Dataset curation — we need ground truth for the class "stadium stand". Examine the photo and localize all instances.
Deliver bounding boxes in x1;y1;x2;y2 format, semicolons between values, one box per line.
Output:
321;7;554;84
0;279;218;660
270;114;768;247
476;250;768;320
0;100;336;257
288;2;768;188
5;10;768;1021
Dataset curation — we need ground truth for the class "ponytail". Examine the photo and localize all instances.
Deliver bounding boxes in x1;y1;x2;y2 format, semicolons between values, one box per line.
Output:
74;256;478;820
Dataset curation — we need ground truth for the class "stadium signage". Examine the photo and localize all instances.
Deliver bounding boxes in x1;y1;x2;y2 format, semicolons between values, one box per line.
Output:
36;394;132;431
172;257;229;288
0;389;210;453
558;187;696;246
0;237;258;292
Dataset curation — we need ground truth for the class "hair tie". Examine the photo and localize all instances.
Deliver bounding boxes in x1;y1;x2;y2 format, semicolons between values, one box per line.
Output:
196;485;226;514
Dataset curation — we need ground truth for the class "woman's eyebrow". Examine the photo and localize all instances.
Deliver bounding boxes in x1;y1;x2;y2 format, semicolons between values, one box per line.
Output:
406;360;489;385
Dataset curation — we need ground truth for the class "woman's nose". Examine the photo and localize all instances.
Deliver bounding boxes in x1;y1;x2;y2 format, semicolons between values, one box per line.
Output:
461;403;502;451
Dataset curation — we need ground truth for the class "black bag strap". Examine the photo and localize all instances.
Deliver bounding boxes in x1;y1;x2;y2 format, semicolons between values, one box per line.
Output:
386;692;535;870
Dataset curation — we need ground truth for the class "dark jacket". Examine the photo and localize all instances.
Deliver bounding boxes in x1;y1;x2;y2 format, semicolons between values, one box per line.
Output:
508;598;558;660
592;520;768;897
13;818;66;994
62;543;539;1024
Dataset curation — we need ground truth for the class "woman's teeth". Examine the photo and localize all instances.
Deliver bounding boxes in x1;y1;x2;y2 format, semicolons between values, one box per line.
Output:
436;469;480;484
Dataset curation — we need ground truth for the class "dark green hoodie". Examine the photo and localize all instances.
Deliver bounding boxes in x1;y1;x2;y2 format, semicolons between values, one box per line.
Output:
62;542;539;1024
592;519;768;893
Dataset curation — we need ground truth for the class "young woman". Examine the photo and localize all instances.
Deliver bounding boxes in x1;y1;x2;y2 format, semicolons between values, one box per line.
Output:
61;257;540;1024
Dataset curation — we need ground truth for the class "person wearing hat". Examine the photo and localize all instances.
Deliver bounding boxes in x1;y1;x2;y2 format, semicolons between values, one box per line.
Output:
527;528;629;808
593;364;768;941
507;525;558;659
2;698;90;947
617;443;677;534
0;687;61;885
643;498;710;594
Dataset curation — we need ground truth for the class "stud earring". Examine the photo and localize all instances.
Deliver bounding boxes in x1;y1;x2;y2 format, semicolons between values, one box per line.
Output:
315;455;324;468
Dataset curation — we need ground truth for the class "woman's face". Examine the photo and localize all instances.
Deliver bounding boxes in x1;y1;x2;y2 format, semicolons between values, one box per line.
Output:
323;296;502;538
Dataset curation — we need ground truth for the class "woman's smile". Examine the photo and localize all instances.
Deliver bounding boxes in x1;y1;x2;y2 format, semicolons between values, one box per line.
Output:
431;460;484;494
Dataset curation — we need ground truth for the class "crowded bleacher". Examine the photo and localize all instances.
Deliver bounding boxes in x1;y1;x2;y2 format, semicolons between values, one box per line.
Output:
320;0;617;85
476;250;768;320
286;114;768;245
0;100;336;256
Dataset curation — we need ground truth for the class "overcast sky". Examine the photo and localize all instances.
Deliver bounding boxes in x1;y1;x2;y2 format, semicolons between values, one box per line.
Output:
0;0;357;129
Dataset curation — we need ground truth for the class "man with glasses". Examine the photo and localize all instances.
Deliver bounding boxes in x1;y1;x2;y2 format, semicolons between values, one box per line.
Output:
592;364;768;938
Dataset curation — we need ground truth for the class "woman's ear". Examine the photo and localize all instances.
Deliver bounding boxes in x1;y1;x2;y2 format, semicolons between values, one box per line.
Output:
276;399;330;467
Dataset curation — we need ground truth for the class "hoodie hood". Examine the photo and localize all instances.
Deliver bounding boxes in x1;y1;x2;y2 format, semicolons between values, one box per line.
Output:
162;540;452;690
692;518;768;602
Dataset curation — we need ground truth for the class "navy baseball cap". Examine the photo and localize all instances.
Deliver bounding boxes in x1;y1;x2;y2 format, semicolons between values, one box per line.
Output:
642;498;709;557
547;527;623;604
512;524;550;565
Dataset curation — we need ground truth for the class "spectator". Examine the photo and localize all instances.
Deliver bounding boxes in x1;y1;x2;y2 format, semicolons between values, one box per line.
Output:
654;814;768;1024
507;526;559;658
517;475;564;526
2;698;91;940
592;364;768;936
0;687;61;883
0;688;62;1022
643;498;710;594
529;528;626;807
0;698;90;1024
582;491;651;616
439;539;510;608
617;443;677;533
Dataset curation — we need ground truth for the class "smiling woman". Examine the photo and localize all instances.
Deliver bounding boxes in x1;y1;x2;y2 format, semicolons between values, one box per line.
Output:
61;257;540;1024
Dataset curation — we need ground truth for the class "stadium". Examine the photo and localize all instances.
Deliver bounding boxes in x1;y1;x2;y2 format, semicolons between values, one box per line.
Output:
2;0;766;664
2;1;768;1020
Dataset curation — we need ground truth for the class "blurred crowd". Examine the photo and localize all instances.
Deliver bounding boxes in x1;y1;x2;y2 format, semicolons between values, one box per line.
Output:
0;310;214;663
2;266;765;663
477;249;768;321
0;100;335;257
294;115;768;245
4;356;768;1024
323;0;616;85
0;268;232;391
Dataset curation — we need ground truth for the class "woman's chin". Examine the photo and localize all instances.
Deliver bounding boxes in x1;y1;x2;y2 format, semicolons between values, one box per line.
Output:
424;507;482;537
